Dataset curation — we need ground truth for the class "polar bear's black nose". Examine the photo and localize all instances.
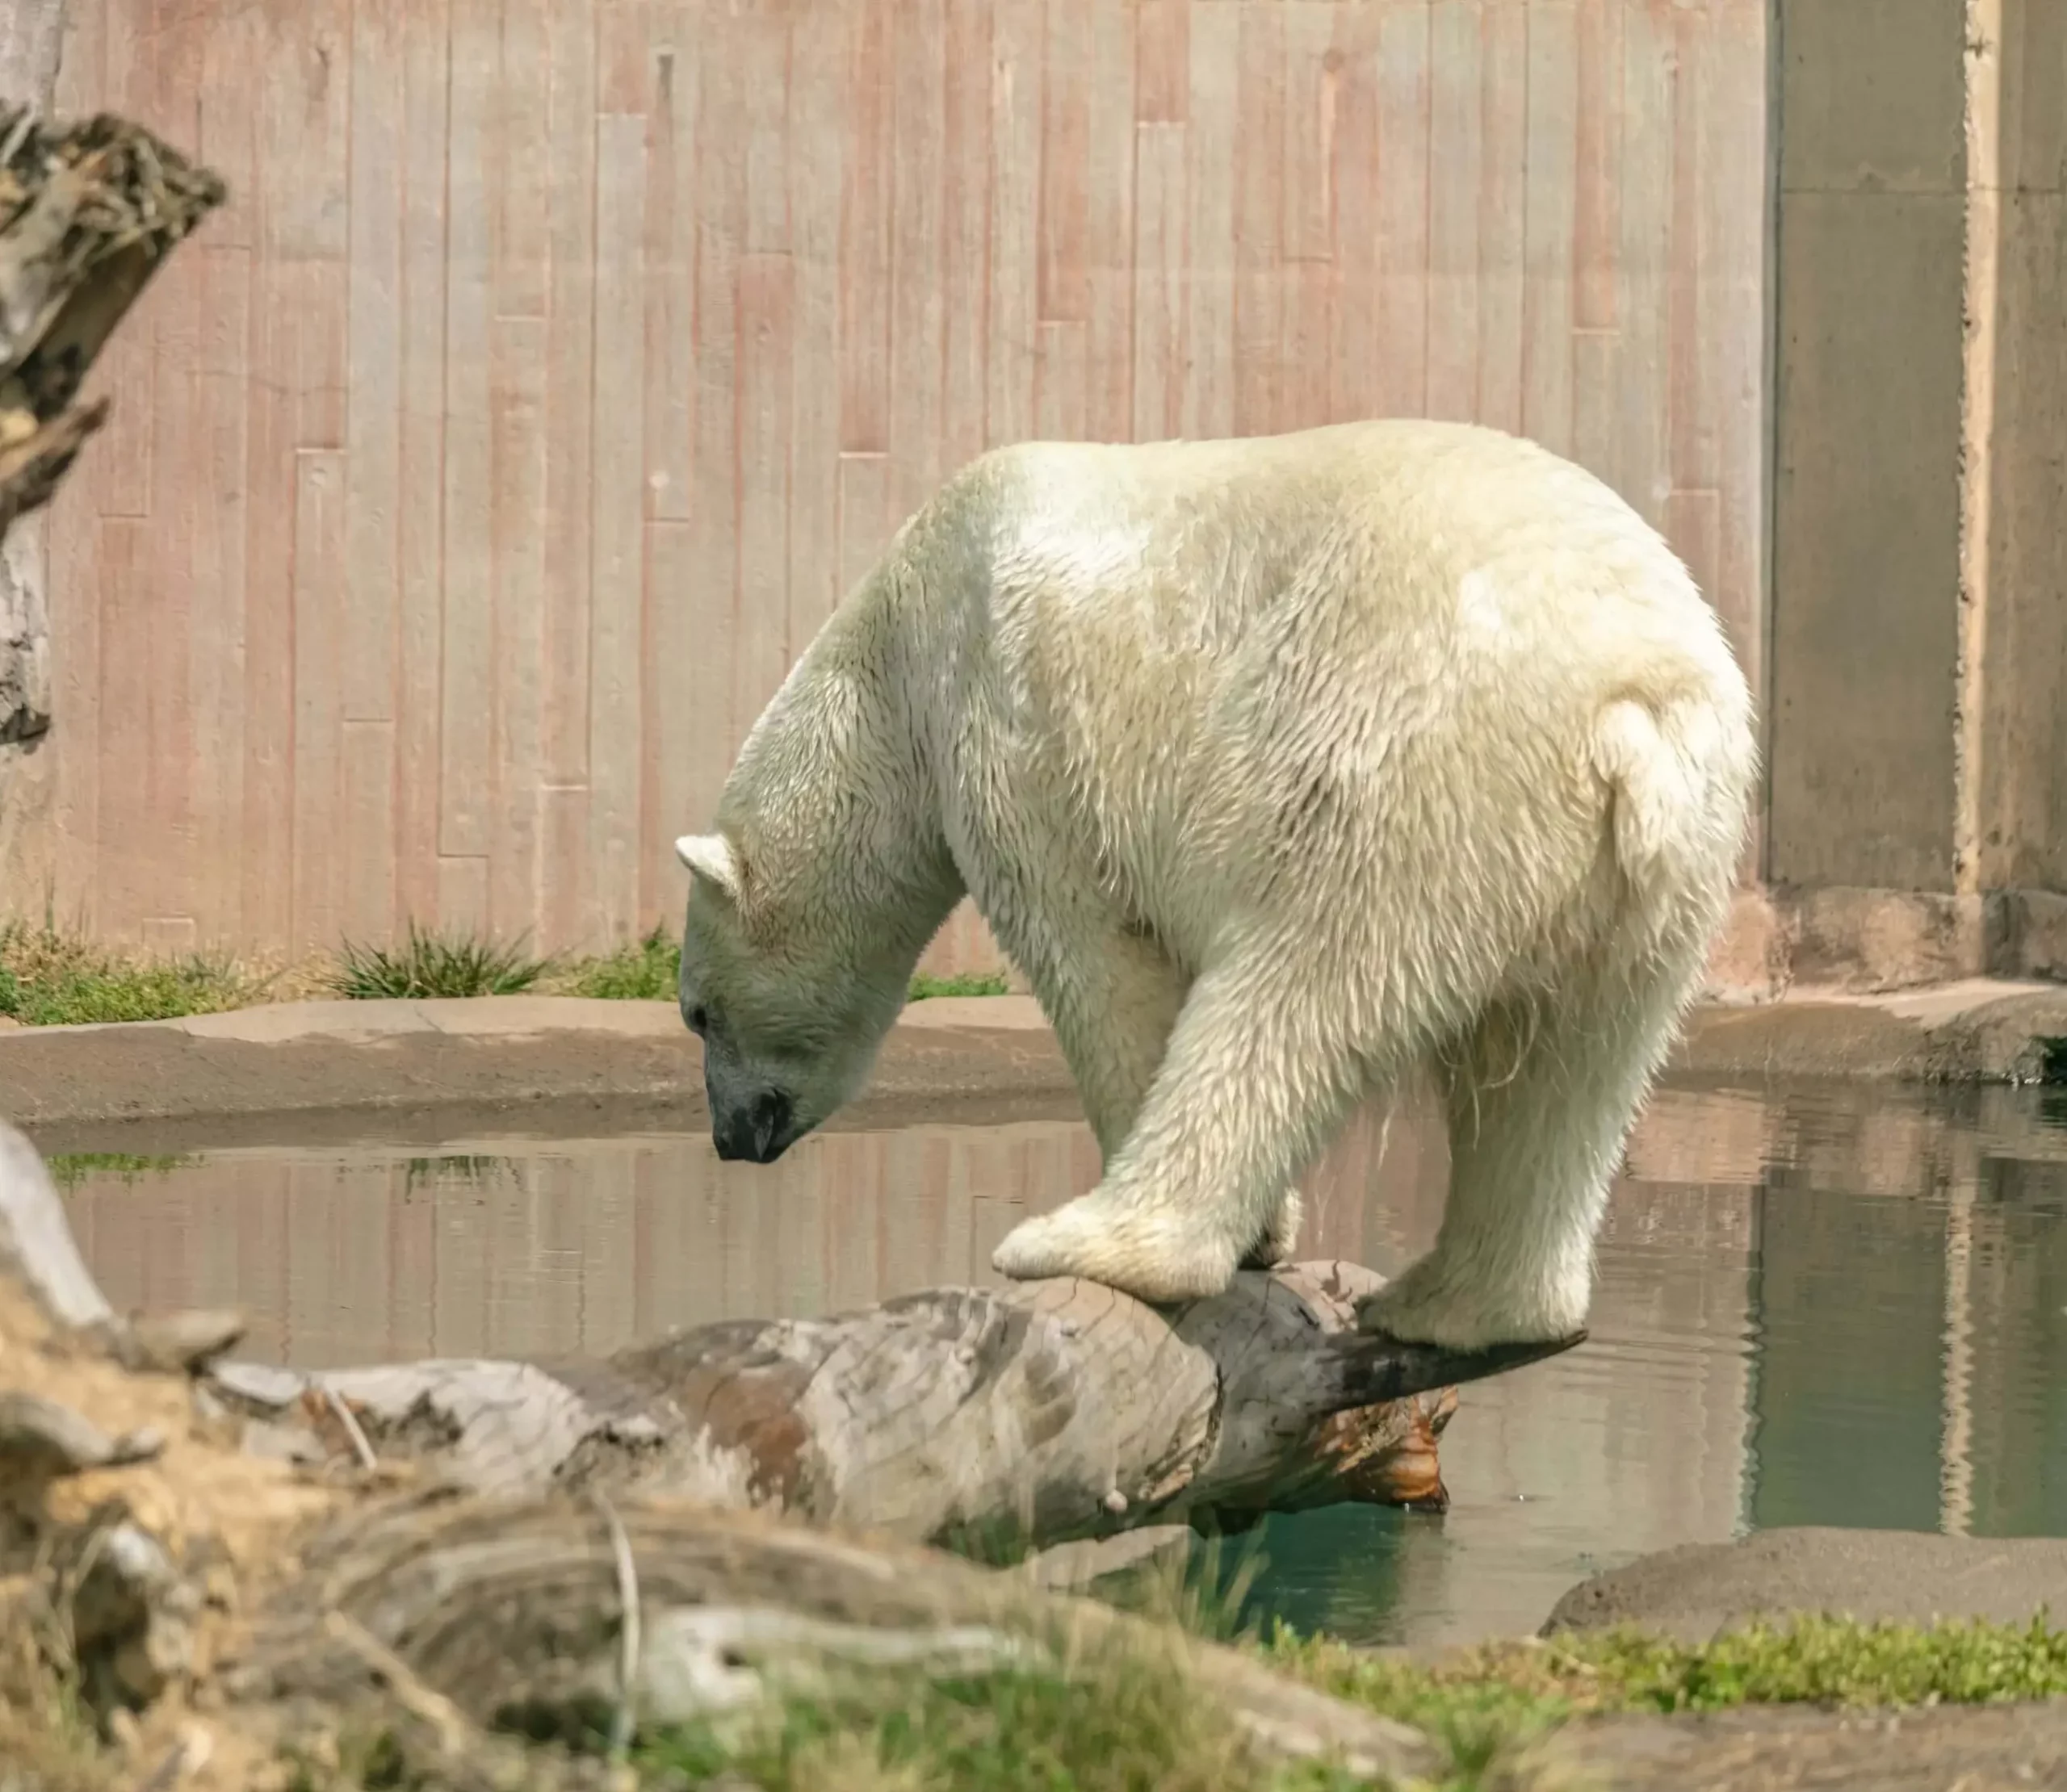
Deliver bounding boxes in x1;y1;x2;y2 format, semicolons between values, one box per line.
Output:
714;1088;795;1164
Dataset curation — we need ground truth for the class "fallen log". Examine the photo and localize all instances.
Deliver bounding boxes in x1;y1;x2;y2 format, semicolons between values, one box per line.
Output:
0;102;225;539
200;1262;1499;1552
2;1102;1585;1551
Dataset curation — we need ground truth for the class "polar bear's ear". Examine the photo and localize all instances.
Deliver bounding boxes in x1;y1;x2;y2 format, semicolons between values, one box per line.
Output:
674;833;742;901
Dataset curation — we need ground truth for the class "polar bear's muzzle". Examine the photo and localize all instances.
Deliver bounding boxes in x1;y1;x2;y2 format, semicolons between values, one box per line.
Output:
711;1083;798;1165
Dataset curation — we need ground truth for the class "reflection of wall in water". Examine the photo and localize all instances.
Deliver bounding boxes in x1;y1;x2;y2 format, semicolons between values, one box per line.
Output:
1743;1085;2067;1539
60;1100;1449;1368
1959;1150;2067;1538
1746;1091;1955;1534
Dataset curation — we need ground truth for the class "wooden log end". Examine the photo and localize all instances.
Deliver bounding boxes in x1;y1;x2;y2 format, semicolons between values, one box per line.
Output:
1321;1327;1588;1410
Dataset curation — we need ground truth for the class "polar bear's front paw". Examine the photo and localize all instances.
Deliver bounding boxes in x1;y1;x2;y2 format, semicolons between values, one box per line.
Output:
1354;1254;1589;1352
992;1196;1240;1305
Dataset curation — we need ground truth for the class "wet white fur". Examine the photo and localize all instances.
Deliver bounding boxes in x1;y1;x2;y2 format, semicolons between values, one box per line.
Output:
676;418;1758;1349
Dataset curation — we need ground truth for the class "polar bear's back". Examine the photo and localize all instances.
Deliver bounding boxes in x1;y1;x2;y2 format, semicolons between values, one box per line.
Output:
953;420;1734;696
916;418;1754;973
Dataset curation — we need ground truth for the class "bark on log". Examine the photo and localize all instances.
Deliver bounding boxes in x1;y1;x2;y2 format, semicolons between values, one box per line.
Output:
201;1262;1493;1549
0;1111;1584;1782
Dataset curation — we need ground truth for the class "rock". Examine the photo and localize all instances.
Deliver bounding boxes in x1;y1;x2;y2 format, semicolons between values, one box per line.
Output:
1544;1527;2067;1646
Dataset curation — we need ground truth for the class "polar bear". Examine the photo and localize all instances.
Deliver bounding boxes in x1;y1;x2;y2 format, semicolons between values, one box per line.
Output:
673;419;1756;1350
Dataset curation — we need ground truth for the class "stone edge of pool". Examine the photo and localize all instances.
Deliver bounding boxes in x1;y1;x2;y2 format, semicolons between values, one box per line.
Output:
0;981;2063;1134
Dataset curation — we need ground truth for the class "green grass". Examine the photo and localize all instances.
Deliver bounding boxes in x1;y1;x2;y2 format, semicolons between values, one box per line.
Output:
557;929;1014;1005
325;923;555;1000
632;1652;1302;1792
27;1604;2067;1792
618;1610;2067;1792
0;922;258;1027
1263;1610;2067;1787
43;1152;196;1192
908;970;1011;1000
0;916;1015;1025
556;925;681;1001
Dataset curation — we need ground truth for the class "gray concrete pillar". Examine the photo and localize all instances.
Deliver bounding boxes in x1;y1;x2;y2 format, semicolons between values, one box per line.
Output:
1751;0;2067;990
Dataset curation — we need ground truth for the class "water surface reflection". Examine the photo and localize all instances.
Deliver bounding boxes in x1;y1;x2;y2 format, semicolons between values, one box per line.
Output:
57;1079;2067;1645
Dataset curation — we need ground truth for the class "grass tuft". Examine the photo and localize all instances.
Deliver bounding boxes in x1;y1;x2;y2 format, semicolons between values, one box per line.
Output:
1264;1609;2067;1782
44;1152;196;1191
634;1652;1275;1792
908;970;1011;1000
556;929;1014;1007
325;923;555;1001
0;922;258;1027
556;925;681;1001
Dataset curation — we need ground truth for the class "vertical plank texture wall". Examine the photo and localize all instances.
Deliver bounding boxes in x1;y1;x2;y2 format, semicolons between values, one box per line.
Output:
39;0;1768;967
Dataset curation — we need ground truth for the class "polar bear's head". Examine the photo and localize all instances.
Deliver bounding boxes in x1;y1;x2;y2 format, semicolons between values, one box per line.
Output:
674;829;909;1164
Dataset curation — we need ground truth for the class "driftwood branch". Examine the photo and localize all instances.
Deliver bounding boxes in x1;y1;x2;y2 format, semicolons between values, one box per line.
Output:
3;1086;1581;1551
0;101;224;539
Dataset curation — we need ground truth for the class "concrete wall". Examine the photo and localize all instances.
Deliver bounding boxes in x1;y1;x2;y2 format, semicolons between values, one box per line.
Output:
10;0;1770;967
1743;0;2067;994
5;0;2062;991
1975;1;2067;896
1767;0;1967;895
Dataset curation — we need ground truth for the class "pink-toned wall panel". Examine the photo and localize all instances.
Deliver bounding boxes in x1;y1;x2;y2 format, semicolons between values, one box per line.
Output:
36;0;1769;969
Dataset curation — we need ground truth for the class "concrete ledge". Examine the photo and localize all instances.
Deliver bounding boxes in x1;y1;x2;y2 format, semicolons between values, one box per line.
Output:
1704;883;2067;1000
2;981;2063;1143
0;995;1084;1148
1674;978;2067;1083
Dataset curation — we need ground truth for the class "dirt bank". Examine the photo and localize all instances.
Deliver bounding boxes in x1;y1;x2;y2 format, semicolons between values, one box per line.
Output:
2;979;2062;1144
1520;1698;2067;1792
